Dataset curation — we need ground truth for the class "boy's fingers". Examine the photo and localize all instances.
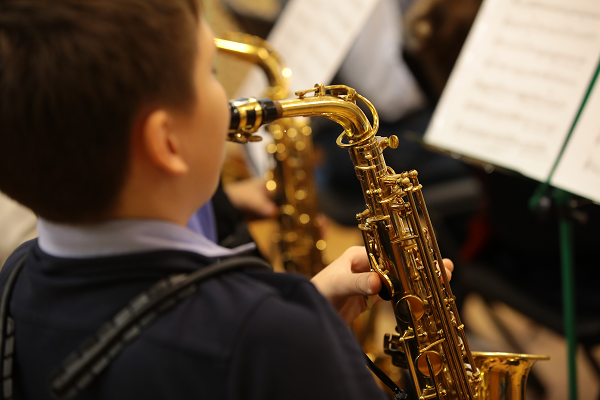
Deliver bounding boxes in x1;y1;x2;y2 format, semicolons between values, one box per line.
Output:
434;259;454;281
442;258;454;272
441;258;454;281
346;246;370;273
258;201;277;218
366;271;382;295
354;271;381;296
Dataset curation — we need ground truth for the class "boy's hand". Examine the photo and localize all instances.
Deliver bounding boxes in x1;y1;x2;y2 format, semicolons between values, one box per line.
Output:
310;246;454;324
311;247;379;324
223;178;277;219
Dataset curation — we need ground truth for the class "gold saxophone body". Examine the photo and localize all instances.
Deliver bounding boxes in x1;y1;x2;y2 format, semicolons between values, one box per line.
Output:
228;84;548;400
215;34;325;276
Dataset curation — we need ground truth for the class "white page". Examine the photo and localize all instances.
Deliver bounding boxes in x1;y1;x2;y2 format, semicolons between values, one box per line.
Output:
236;0;379;175
424;0;600;182
551;78;600;203
235;0;379;98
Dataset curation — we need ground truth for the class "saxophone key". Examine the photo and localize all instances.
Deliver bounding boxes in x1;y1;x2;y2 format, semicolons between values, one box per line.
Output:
417;351;443;377
395;295;425;323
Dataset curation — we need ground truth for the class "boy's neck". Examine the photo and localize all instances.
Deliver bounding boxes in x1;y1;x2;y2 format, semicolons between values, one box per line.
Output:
110;173;204;227
111;151;210;226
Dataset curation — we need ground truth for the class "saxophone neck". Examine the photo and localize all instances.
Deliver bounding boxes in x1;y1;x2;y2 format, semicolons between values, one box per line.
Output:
228;84;378;144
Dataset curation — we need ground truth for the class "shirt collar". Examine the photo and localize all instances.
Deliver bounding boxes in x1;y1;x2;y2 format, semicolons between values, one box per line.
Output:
37;218;256;259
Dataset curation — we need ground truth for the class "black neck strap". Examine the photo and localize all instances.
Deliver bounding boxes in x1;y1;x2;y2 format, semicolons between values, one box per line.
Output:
0;255;27;400
365;354;408;400
0;255;271;400
0;255;407;400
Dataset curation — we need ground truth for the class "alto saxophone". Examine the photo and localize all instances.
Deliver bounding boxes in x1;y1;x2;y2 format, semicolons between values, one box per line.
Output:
228;83;548;400
215;33;325;276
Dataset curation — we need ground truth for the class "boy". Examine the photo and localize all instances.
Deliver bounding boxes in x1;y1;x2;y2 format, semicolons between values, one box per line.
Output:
0;0;454;398
0;0;414;398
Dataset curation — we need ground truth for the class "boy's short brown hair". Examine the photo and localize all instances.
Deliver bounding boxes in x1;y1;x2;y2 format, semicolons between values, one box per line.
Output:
0;0;200;223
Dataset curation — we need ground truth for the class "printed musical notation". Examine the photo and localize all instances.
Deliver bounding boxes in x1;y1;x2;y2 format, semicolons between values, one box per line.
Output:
584;148;600;178
425;0;600;184
552;81;600;203
235;0;379;98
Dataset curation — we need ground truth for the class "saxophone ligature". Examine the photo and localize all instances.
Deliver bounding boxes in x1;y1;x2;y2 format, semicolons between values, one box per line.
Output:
215;33;325;276
228;83;548;400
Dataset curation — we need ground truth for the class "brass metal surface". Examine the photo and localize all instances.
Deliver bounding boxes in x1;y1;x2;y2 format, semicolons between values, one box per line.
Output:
215;33;290;100
473;352;550;400
228;84;548;399
266;117;325;276
216;35;325;276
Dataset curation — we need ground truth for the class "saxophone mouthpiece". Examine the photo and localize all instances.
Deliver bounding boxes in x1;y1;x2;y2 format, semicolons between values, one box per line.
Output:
228;97;282;142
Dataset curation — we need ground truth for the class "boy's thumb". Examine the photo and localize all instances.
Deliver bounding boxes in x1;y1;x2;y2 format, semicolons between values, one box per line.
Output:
356;271;381;295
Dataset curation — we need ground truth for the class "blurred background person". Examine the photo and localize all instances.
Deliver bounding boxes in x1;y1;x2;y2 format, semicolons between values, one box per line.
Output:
0;192;37;266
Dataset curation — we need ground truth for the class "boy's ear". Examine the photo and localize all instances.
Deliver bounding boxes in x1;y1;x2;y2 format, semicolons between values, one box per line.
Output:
141;110;189;174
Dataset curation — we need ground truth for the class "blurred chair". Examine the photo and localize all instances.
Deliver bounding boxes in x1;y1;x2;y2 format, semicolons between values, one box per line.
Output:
462;262;600;378
459;172;600;399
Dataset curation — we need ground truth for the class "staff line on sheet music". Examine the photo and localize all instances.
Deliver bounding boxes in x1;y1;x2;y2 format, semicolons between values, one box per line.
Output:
482;59;576;86
464;102;557;135
454;123;547;158
493;38;587;67
582;132;600;177
473;80;566;110
501;17;597;41
583;157;600;178
513;0;600;20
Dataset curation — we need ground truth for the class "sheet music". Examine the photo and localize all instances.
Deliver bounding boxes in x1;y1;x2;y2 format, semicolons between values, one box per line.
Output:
551;80;600;203
424;0;600;182
235;0;379;175
235;0;379;98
